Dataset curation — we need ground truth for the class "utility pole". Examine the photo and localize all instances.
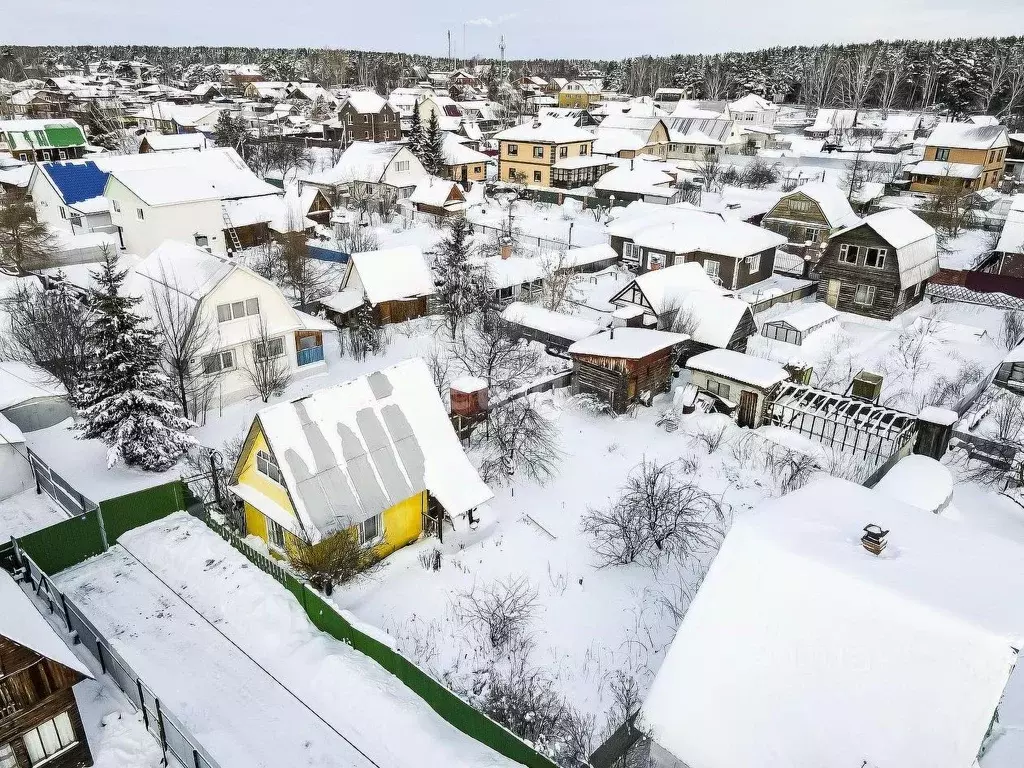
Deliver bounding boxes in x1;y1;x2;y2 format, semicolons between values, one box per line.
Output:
447;31;452;70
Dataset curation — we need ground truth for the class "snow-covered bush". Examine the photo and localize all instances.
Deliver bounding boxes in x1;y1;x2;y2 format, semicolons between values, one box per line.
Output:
288;529;377;595
454;576;538;649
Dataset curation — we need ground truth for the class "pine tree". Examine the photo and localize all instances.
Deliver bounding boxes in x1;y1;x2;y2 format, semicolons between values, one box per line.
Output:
213;109;247;152
435;216;484;338
407;106;424;159
77;251;196;471
423;111;445;176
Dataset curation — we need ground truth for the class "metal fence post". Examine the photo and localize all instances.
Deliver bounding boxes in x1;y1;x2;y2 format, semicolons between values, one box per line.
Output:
59;592;74;635
96;503;109;551
193;749;201;768
155;699;168;766
137;680;150;729
96;642;107;674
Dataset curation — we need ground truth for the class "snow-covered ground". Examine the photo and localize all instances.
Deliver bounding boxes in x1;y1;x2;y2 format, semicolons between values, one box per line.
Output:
0;487;69;540
56;512;523;768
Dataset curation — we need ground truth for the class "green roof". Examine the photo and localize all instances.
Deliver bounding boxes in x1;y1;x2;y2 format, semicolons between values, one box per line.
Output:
7;124;86;150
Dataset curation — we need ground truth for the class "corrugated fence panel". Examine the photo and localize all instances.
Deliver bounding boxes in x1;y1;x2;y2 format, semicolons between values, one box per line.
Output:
17;510;106;574
101;481;187;544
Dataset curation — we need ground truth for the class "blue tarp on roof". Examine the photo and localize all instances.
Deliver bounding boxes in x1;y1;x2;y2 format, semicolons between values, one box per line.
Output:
307;245;349;263
43;161;110;206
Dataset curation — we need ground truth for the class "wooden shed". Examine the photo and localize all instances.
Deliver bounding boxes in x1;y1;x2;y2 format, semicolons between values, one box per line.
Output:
761;302;839;346
500;301;603;352
686;349;790;427
568;328;688;413
317;245;435;326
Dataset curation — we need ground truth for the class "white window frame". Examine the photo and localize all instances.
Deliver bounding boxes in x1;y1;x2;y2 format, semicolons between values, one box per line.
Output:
838;243;859;264
266;517;286;550
256;449;284;484
790;199;812;213
201;350;234;375
532;146;544;158
358;513;383;546
704;259;720;280
22;711;77;766
0;744;18;768
216;297;260;323
864;247;887;269
254;336;285;361
1009;362;1024;383
579;144;588;155
507;143;518;156
854;284;876;307
746;253;761;272
706;379;731;399
136;207;145;221
394;160;410;172
533;170;542;182
623;241;642;265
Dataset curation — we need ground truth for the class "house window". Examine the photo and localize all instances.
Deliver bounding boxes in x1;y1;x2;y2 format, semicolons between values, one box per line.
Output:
358;513;382;545
704;259;720;280
839;243;859;264
0;745;18;768
789;199;812;213
254;337;285;360
684;144;696;154
58;150;67;160
195;234;209;247
363;114;370;123
705;379;731;399
507;143;518;156
59;206;67;220
864;247;887;269
533;146;545;158
217;298;259;322
17;153;27;162
579;144;588;156
935;148;950;161
989;150;996;164
363;131;369;139
623;241;642;265
854;284;876;306
346;113;353;124
559;146;568;159
23;711;77;766
668;143;677;151
473;165;481;173
508;167;517;180
497;286;515;301
136;208;145;220
202;350;234;375
256;449;284;484
267;517;286;550
533;170;542;182
42;150;51;160
395;160;410;172
1009;362;1024;383
746;253;761;272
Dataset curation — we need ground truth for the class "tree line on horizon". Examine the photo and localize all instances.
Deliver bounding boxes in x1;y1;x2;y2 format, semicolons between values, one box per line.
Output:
3;35;1023;119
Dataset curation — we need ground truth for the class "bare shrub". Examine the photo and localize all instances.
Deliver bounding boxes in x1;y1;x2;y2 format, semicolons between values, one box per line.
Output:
336;224;380;254
477;397;562;486
455;576;538;648
288;529;377;595
1001;311;1024;350
739;157;779;189
993;392;1024;444
565;392;615;416
691;422;728;453
242;315;292;402
582;459;724;568
417;548;443;571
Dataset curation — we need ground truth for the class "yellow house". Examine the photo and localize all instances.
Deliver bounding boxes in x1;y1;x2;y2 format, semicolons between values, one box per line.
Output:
228;358;493;561
493;120;598;188
558;80;603;109
910;123;1009;193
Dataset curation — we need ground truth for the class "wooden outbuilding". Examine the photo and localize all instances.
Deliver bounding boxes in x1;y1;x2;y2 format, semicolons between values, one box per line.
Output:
568;328;688;412
760;302;839;346
685;349;790;427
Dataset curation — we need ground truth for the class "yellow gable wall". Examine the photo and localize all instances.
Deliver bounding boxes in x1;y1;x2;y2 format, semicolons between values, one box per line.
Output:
237;423;424;559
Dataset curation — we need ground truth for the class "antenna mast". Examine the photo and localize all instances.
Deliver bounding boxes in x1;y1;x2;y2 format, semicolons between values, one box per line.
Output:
447;30;452;68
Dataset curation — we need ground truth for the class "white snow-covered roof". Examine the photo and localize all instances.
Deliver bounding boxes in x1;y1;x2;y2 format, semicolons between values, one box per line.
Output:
686;348;789;388
304;142;415;186
140;131;209;151
223;194;289;228
568;327;687;359
0;412;25;444
641;476;1024;768
874;454;953;514
767;302;838;333
319;289;365;315
926;122;1008;150
494;121;595;144
0;361;67;410
699;187;783;222
0;571;91;677
996;195;1024;255
409;178;464;209
124;240;236;314
592;128;649;155
440;133;490;166
776;181;861;230
563;243;617;269
627;261;721;309
343;90;388;114
728;93;778;113
594;163;676;194
501;302;602;342
911;160;985;179
610;204;785;259
836;208;938;290
252;358;493;537
347;246;435;304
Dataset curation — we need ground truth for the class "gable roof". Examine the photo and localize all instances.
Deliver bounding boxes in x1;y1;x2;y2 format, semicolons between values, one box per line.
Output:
39;160;109;205
342;90;388;113
0;118;87;150
0;570;91;678
662;116;735;145
248;358;492;539
686;348;789;388
493;121;595;144
304;141;409;186
641;476;1024;768
409;178;465;209
124;240;237;312
835;208;938;289
926;122;1009;150
348;246;435;304
568;327;687;359
440;132;490;166
996;194;1024;256
139;132;209;151
776;181;861;229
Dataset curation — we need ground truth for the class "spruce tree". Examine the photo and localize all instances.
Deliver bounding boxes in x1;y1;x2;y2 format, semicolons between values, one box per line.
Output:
77;251;196;471
407;106;424;159
435;217;486;338
423;111;445;177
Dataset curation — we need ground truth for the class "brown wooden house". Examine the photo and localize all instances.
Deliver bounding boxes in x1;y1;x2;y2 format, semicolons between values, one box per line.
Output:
567;328;688;412
329;92;401;145
816;208;938;321
760;181;861;247
316;245;435;326
1;572;94;768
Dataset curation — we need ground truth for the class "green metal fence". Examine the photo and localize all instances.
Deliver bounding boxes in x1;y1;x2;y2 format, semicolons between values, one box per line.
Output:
16;509;107;574
99;481;188;544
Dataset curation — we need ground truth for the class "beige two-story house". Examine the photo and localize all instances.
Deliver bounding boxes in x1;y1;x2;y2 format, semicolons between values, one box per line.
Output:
910;123;1009;193
493;121;602;188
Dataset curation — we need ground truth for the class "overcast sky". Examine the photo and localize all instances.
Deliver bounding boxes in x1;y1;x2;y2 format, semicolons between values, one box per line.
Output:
9;0;1018;60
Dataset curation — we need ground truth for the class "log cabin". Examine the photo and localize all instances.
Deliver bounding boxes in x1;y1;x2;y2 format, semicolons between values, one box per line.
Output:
1;572;93;768
816;208;938;321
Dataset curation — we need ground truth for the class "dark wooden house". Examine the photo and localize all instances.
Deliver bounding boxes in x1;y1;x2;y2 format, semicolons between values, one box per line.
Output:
317;245;435;326
760;181;861;246
1;572;93;768
329;92;401;145
567;328;688;412
816;208;938;321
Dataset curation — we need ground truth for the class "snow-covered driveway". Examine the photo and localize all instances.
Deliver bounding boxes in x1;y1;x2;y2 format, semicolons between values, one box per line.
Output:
55;512;519;768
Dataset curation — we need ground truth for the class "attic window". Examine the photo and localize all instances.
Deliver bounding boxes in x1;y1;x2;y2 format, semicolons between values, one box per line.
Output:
256;449;284;484
217;298;259;322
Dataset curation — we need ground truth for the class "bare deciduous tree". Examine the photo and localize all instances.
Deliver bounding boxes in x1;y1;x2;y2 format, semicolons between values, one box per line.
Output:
478;397;562;486
278;231;334;306
1000;311;1024;350
926;172;978;240
539;250;581;312
242;315;292;402
455;576;538;648
695;149;724;193
450;312;540;394
0;194;58;275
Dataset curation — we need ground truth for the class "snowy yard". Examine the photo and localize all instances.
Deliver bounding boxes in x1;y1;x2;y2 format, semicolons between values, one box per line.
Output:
330;393;822;738
55;512;521;768
0;487;69;540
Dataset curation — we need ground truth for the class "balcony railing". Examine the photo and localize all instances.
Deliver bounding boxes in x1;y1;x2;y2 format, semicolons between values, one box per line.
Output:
297;345;324;367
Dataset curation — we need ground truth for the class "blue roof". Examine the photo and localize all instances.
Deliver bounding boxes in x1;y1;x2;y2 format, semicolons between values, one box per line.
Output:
42;161;110;207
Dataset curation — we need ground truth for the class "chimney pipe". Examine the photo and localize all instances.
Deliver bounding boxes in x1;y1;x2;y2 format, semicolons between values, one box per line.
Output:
861;524;888;556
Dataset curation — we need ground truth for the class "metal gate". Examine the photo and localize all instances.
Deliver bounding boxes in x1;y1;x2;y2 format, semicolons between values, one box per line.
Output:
27;447;95;516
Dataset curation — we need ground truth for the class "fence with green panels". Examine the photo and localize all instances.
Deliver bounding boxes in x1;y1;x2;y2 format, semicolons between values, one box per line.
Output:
13;482;559;768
